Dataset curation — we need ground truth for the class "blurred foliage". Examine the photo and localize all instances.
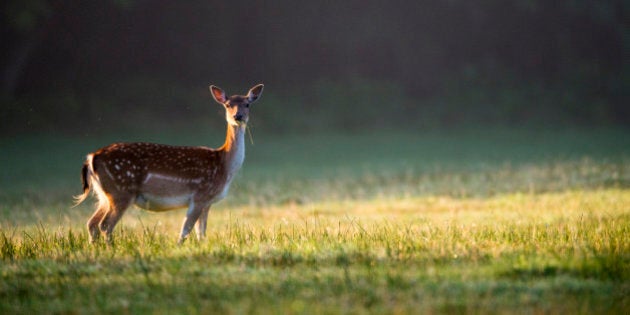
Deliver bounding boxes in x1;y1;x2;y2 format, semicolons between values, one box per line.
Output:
3;0;51;32
0;0;628;135
0;73;627;135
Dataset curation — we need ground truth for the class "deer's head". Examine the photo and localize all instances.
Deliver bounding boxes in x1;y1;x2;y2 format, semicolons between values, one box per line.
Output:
210;84;264;127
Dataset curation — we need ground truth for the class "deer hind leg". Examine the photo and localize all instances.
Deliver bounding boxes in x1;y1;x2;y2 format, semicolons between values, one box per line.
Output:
195;206;211;241
99;193;133;243
87;206;107;243
178;200;207;244
86;181;112;243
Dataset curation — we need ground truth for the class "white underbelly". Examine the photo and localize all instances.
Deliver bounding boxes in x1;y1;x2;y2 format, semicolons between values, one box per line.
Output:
134;193;191;211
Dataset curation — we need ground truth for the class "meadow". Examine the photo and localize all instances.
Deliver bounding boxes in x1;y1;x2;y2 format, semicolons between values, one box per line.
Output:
0;127;629;314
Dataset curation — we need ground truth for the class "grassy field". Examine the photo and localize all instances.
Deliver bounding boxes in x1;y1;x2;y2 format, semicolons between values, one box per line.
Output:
0;127;629;314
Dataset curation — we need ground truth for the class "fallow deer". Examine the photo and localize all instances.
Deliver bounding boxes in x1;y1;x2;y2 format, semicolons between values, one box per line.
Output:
74;84;264;243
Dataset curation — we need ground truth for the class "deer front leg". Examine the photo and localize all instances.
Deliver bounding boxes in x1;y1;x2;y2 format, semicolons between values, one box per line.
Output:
178;200;205;244
195;206;211;241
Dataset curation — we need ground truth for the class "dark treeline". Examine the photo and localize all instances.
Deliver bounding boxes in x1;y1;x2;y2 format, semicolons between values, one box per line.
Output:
1;0;628;134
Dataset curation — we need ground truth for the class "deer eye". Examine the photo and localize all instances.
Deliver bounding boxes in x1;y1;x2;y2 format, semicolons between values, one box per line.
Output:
245;103;250;108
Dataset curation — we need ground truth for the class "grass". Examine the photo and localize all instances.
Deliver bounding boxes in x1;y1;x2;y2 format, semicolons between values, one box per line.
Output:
0;127;629;314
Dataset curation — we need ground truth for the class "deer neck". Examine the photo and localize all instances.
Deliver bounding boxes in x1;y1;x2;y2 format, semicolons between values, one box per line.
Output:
220;123;246;179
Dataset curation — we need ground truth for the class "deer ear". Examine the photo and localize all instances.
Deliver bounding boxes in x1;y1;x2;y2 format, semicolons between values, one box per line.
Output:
209;85;227;104
247;84;264;103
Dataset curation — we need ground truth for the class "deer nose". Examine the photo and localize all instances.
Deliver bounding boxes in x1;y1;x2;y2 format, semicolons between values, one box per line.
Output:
234;113;243;121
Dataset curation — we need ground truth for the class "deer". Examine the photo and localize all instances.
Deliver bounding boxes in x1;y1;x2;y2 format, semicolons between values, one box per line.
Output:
74;84;264;244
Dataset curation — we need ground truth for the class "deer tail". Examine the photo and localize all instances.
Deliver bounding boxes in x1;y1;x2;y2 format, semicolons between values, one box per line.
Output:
73;156;92;207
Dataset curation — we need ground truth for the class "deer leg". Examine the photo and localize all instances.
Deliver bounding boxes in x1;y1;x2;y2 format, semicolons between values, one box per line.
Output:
178;200;205;244
195;206;211;241
87;206;107;243
99;193;133;243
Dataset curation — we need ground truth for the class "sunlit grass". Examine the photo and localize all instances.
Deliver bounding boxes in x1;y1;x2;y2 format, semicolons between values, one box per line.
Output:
1;189;628;314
